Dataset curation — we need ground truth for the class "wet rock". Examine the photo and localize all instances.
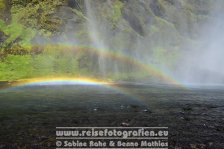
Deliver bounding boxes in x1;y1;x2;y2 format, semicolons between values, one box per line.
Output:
120;122;130;127
208;142;213;147
130;104;140;109
127;104;141;112
216;126;224;132
201;112;207;116
93;107;104;112
190;144;197;149
120;105;125;109
180;116;190;121
180;111;185;114
142;109;152;113
182;106;192;111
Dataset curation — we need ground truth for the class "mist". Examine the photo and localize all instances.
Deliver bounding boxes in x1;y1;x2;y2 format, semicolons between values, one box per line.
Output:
178;1;224;85
33;0;224;85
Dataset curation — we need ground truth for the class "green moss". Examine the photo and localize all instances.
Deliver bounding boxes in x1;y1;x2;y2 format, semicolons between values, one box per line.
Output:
0;55;33;80
75;30;90;42
30;46;80;77
0;19;6;28
102;0;124;28
150;25;159;33
0;19;36;51
112;0;123;24
0;0;5;10
0;50;81;80
152;47;180;69
11;0;63;37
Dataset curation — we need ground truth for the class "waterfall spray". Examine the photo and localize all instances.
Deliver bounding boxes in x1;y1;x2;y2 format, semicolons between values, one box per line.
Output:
84;0;107;77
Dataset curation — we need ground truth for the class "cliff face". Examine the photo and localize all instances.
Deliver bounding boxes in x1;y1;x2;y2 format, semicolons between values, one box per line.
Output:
60;0;210;39
0;0;219;51
0;0;224;81
54;0;214;73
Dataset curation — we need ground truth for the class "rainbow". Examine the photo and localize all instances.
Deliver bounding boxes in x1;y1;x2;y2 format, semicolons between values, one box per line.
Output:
2;77;143;101
41;44;184;88
0;44;185;91
11;77;110;87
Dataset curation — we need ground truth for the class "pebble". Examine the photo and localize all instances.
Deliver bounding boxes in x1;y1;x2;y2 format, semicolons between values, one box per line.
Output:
120;122;130;127
208;142;213;146
142;109;152;113
180;117;190;121
180;111;185;114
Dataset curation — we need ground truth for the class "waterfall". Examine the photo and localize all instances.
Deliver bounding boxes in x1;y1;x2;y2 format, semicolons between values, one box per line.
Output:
84;0;107;77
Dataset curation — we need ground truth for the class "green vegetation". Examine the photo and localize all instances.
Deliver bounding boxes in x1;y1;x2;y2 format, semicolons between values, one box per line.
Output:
0;0;5;10
102;0;124;28
0;47;81;81
11;0;63;36
111;0;123;25
0;55;33;80
0;0;63;52
0;19;36;51
152;47;180;69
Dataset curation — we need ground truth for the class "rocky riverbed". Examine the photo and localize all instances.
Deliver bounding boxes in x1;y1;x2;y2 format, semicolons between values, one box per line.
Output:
0;83;224;148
